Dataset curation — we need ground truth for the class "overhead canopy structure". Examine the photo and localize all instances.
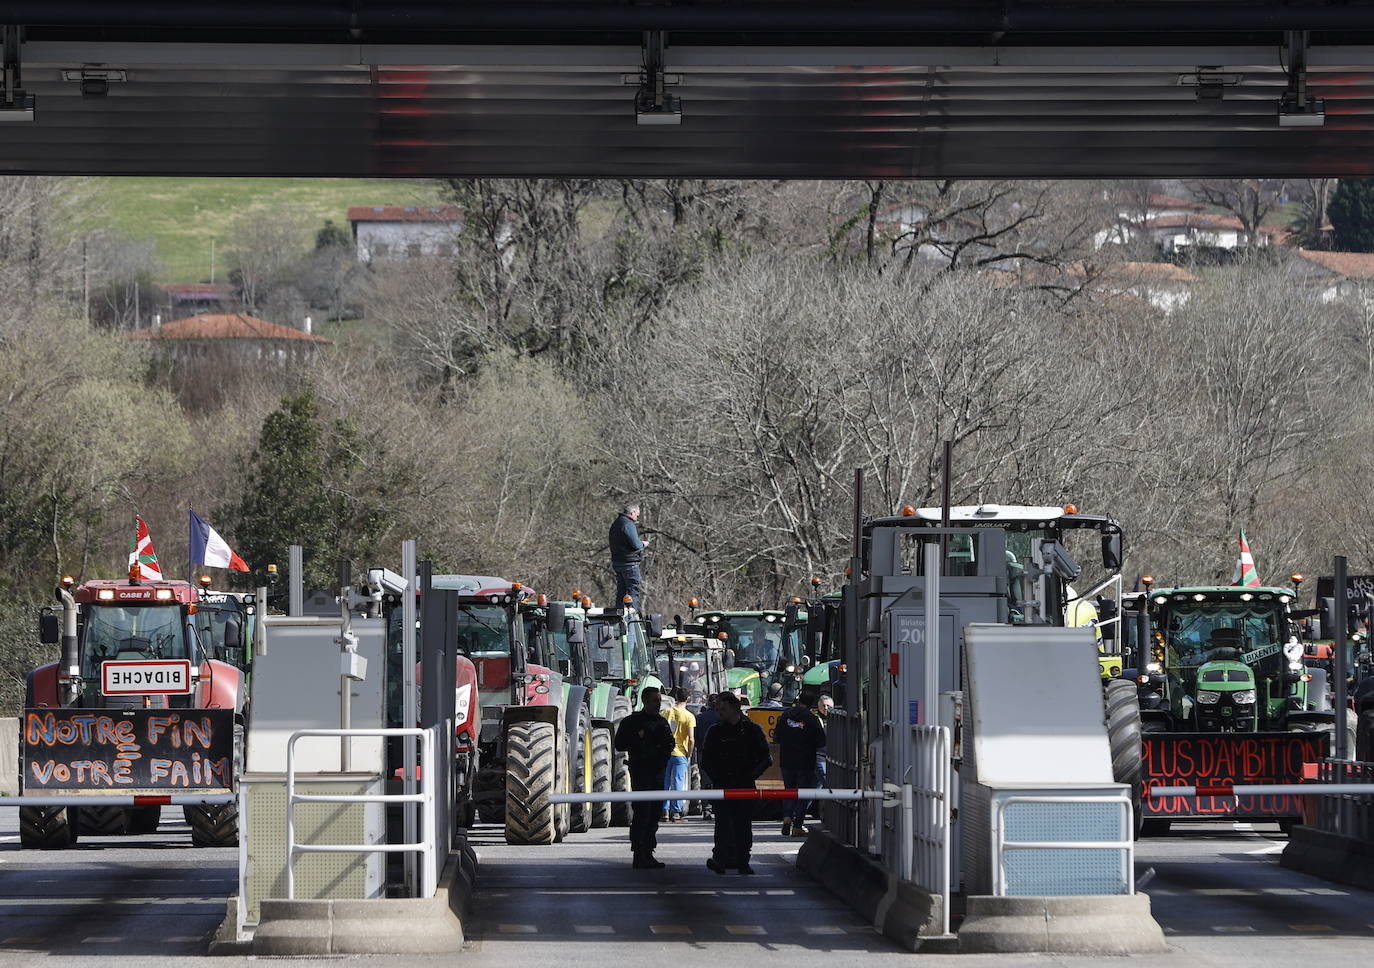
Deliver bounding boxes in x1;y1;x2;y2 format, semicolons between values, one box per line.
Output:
5;2;1374;177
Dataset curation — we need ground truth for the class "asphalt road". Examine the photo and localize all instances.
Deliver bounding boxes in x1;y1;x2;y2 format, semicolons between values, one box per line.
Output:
0;809;1369;967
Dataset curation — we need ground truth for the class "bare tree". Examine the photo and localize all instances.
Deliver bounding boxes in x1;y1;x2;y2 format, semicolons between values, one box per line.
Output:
1186;179;1286;247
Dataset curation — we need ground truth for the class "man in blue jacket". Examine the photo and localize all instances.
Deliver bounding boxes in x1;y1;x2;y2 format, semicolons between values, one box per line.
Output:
609;503;650;610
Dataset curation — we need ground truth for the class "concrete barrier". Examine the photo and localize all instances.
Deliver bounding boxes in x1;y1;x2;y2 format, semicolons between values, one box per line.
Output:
795;828;953;951
1281;824;1374;892
222;842;477;956
0;718;17;797
957;894;1169;955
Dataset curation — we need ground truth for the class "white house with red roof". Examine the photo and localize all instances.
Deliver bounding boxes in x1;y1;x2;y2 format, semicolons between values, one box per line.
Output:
346;205;465;262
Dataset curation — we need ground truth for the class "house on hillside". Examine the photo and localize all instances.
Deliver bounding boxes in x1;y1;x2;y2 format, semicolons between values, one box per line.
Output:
1293;249;1374;303
128;312;331;362
871;201;981;265
1095;193;1205;248
347;205;465;262
157;282;237;317
1090;261;1200;313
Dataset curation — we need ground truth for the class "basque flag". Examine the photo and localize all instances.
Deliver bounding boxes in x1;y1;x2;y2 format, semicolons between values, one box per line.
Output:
189;509;249;572
128;516;163;580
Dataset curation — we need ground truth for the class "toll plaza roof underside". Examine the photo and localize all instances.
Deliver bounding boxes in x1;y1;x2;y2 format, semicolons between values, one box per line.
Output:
12;3;1374;177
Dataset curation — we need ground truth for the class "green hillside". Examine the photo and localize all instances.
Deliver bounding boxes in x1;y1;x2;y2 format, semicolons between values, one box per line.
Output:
87;176;445;283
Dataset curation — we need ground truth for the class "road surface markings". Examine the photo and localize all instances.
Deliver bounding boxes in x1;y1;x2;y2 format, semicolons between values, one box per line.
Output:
1196;888;1249;896
497;924;537;934
168;936;206;943
726;925;766;935
0;938;44;945
1290;925;1335;932
1306;887;1347;896
574;926;614;934
650;925;692;935
803;926;846;935
81;936;122;943
1211;926;1256;933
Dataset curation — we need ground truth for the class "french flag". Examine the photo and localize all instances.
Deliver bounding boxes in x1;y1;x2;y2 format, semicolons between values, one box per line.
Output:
189;509;249;572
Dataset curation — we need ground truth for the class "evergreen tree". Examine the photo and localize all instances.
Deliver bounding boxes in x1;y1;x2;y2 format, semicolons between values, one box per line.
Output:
315;218;352;251
1328;179;1374;251
225;387;336;588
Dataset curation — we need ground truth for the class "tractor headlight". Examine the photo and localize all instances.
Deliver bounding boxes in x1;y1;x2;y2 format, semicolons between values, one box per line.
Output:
1145;661;1162;674
1233;689;1256;705
1196;690;1221;705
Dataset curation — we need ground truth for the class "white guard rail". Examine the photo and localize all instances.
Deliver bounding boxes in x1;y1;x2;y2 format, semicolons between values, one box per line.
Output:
286;727;437;900
992;794;1134;897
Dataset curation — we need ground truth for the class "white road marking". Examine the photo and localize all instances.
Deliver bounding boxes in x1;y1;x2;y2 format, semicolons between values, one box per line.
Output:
1246;844;1286;855
650;925;692;935
497;924;537;934
81;936;122;943
573;925;614;934
1135;867;1156;890
1212;926;1256;933
803;926;845;936
726;925;766;935
1290;924;1335;932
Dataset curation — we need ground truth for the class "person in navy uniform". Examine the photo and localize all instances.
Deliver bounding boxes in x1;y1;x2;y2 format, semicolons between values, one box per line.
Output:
614;686;675;869
775;690;826;837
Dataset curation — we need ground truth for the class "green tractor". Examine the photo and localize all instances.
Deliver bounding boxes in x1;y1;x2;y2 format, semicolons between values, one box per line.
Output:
784;585;846;702
1131;583;1337;831
695;609;805;705
582;598;666;825
654;624;729;708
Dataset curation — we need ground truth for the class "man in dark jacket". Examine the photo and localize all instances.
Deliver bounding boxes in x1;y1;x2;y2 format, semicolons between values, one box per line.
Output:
699;692;771;875
614;686;675;868
775;690;826;837
694;694;722;820
608;503;649;610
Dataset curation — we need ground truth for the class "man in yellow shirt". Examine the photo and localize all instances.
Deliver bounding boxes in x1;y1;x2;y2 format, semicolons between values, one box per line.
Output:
661;687;697;822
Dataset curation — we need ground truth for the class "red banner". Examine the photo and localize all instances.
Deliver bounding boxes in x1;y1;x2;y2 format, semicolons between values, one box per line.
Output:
1142;732;1327;819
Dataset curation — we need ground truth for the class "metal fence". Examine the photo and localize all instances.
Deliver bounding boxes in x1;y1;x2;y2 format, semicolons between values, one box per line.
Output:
821;708;864;848
1316;758;1374;842
285;727;439;900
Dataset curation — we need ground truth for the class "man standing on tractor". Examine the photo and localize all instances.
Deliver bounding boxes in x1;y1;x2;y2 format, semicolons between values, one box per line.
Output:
609;502;649;611
775;690;827;837
614;686;675;869
701;692;772;875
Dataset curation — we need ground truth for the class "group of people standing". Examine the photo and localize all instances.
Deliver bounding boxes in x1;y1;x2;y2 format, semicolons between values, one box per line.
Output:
613;686;832;874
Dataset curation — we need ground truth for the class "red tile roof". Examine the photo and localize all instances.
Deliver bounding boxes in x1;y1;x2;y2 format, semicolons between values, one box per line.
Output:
347;205;464;223
1146;193;1204;212
128;313;331;343
1144;213;1279;236
1100;261;1201;285
1296;249;1374;279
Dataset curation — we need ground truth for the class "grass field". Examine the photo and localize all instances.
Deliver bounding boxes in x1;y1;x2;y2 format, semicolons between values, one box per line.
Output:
87;176;446;283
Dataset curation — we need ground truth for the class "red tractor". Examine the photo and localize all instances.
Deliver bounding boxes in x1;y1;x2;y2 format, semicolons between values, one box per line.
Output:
22;574;247;848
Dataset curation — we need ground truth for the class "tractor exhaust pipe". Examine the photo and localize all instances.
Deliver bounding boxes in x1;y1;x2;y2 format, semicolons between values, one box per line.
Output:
55;584;79;704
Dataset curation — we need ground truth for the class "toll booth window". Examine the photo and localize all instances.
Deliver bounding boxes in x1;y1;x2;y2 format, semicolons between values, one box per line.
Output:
899;534;980;577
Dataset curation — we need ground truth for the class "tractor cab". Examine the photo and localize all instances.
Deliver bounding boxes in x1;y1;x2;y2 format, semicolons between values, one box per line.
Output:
888;504;1126;674
584;601;664;709
786;588;846;701
1135;585;1313;732
654;627;727;709
194;584;254;673
695;609;803;705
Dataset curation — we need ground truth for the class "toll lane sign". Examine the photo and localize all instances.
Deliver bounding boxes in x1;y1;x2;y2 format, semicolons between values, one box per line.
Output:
102;659;194;696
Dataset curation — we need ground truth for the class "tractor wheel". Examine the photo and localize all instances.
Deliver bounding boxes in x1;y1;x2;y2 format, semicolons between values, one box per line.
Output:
475;765;506;824
79;806;130;837
554;724;571;843
569;708;593;834
590;726;613;829
1104;679;1143;838
19;806;78;849
505;721;558;845
610;697;633;827
186;722;242;847
128;805;162;835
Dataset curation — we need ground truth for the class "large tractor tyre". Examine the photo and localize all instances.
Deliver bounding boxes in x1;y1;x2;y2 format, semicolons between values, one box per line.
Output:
128;805;162;835
610;697;633;827
554;726;571;843
187;722;243;848
590;726;613;829
505;721;558;846
1104;679;1144;838
79;806;130;837
19;806;78;850
569;709;593;834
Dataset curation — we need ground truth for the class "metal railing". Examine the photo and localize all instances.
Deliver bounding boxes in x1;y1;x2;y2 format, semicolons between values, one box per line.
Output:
1316;758;1374;842
909;724;951;935
285;727;438;900
992;794;1133;897
821;708;864;847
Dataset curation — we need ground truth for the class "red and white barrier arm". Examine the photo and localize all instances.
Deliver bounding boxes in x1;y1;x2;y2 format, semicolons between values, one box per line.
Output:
1149;784;1374;798
0;793;235;807
551;787;886;805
